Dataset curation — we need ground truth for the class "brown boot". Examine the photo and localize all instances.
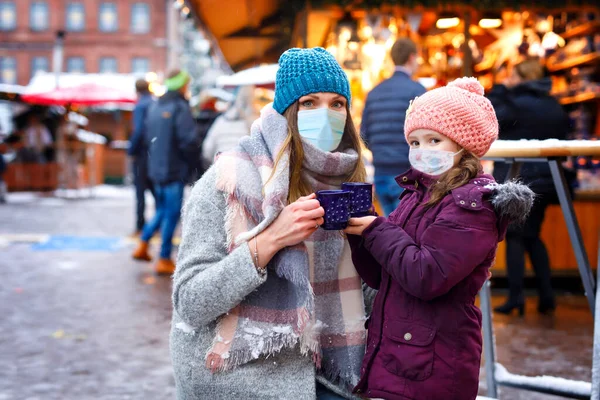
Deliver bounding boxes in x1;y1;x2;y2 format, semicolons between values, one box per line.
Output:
132;241;152;262
155;258;176;276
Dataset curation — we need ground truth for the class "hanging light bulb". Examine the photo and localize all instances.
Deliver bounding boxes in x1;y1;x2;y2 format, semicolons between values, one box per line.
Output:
479;12;503;29
326;45;338;58
436;11;460;29
337;27;350;42
145;72;157;82
361;26;373;39
542;31;565;49
337;13;358;36
348;29;361;50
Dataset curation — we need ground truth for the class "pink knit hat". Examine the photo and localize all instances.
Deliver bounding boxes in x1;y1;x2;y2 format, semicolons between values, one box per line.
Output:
404;77;498;158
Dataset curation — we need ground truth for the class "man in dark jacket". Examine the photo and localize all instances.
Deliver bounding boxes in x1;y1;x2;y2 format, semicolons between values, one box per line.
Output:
0;144;6;204
361;38;426;215
489;58;571;315
132;70;200;275
128;79;155;235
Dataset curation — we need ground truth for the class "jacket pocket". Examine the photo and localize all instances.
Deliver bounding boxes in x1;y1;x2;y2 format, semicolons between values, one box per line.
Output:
381;318;436;381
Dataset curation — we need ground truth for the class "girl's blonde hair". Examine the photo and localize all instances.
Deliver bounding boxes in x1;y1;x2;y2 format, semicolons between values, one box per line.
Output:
425;152;482;207
266;101;366;204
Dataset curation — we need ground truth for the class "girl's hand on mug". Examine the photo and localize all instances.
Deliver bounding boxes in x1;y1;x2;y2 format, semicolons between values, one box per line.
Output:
344;216;377;236
263;193;325;251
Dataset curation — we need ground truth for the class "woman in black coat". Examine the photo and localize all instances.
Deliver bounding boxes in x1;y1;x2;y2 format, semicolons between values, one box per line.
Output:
488;58;571;315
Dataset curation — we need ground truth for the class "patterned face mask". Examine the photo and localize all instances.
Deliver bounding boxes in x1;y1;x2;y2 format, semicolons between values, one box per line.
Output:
409;148;463;176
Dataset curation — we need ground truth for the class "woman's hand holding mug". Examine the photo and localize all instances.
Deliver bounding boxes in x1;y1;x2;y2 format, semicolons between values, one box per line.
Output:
254;194;324;268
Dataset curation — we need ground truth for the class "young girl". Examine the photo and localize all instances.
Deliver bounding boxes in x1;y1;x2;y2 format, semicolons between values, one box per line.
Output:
345;77;534;400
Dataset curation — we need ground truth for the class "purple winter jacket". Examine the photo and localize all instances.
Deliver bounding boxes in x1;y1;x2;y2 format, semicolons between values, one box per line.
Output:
349;168;534;400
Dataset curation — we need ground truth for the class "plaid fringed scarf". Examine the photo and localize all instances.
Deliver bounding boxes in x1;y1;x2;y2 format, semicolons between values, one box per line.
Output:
206;104;367;388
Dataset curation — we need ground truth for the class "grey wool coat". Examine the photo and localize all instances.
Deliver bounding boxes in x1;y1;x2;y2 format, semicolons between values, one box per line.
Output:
169;167;365;400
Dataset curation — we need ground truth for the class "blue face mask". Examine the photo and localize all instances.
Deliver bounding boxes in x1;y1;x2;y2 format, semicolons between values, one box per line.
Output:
297;108;346;152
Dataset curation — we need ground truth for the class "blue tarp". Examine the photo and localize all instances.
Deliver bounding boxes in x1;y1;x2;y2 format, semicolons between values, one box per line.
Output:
32;235;125;252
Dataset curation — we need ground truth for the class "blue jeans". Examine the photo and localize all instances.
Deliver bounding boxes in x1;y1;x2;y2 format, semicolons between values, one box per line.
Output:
133;158;155;231
374;174;404;216
141;181;184;259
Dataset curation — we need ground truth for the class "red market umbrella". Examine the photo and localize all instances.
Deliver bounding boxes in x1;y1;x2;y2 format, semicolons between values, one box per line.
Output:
22;82;136;106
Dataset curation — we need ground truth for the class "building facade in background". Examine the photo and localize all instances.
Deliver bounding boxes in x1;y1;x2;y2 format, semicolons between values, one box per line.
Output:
0;0;172;85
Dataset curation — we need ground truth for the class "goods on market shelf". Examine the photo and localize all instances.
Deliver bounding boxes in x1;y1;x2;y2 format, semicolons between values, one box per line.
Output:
547;52;600;73
559;92;600;105
560;20;600;40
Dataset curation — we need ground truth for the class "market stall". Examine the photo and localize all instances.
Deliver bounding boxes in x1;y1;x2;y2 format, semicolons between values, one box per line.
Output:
188;2;600;398
297;3;600;276
486;139;600;308
479;140;600;400
190;1;600;275
13;73;142;195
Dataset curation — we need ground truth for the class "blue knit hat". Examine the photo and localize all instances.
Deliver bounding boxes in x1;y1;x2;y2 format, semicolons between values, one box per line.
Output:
273;47;351;114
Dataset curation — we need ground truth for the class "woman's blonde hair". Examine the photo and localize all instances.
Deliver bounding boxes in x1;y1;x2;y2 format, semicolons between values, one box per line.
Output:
266;101;367;204
425;152;482;207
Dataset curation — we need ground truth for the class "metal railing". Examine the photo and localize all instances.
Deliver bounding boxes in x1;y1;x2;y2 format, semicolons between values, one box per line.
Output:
481;156;597;399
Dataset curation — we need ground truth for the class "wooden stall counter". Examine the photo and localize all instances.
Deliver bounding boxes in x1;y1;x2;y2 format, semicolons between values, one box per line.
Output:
5;130;105;193
5;162;59;192
486;138;600;158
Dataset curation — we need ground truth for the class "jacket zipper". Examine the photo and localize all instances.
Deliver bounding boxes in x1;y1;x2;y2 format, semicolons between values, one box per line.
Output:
359;189;424;391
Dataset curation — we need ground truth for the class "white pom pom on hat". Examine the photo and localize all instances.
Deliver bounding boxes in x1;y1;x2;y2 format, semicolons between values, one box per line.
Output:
447;77;485;96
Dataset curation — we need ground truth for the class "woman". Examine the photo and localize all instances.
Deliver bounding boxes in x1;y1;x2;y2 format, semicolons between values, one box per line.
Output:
488;58;571;315
22;113;53;163
170;47;369;399
201;85;259;169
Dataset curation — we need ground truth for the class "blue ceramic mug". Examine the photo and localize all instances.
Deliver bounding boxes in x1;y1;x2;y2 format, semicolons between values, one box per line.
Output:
342;182;373;217
316;190;352;230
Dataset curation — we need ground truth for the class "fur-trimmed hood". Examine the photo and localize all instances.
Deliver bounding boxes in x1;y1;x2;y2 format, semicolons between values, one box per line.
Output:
486;180;535;242
488;180;536;224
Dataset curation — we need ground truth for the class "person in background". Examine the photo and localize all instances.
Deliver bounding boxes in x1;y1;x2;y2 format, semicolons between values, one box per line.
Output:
131;70;200;276
0;143;6;204
190;93;221;180
22;113;53;163
128;79;156;236
489;58;571;315
361;38;426;215
56;110;81;190
201;85;258;169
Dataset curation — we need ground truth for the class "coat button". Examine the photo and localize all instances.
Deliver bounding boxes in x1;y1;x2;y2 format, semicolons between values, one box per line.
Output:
459;200;465;205
402;177;408;182
471;202;477;207
404;332;412;341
